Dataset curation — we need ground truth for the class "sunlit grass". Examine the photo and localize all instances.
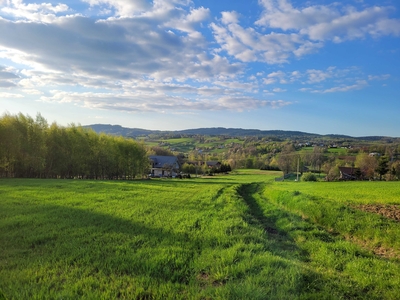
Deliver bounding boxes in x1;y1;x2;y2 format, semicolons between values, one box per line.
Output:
1;173;399;299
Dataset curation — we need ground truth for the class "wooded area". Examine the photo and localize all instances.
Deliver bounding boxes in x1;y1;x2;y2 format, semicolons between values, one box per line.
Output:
0;113;148;179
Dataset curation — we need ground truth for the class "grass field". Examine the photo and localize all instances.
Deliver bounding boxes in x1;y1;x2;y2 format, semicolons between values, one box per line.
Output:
1;171;399;299
144;137;245;154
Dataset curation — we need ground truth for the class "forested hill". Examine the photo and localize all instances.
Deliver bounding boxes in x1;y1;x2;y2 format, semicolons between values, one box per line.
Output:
83;124;397;141
83;124;322;138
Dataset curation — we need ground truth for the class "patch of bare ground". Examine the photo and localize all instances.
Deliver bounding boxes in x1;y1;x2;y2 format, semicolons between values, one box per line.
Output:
346;236;400;260
349;204;400;260
197;272;226;287
353;204;400;222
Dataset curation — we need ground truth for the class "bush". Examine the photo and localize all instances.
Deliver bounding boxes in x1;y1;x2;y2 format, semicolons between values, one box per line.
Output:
302;172;317;182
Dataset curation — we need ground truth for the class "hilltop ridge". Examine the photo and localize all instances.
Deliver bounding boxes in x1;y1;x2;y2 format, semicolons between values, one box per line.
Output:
83;124;397;141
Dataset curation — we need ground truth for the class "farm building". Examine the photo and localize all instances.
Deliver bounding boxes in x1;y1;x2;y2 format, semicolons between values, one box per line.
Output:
149;155;180;177
339;167;361;180
206;161;221;169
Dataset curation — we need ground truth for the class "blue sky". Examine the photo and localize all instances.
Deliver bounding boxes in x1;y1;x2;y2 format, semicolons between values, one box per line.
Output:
0;0;399;136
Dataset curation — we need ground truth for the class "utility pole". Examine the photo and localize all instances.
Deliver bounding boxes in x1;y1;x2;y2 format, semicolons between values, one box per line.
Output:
296;156;299;182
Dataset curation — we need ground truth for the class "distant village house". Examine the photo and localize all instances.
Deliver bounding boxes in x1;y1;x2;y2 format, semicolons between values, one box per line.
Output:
149;155;180;177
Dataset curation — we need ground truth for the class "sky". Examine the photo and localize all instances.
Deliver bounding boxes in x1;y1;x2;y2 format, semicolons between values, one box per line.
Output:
0;0;399;137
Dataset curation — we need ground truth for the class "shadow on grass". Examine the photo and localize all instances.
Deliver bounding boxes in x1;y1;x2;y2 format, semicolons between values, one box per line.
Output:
0;180;379;299
1;202;207;289
237;183;370;299
238;183;309;261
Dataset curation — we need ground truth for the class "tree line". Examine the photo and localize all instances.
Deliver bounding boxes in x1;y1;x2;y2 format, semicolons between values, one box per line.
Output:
0;113;148;179
274;144;400;181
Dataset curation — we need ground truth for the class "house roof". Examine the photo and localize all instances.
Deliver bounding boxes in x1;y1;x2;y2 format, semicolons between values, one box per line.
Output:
339;167;360;176
339;167;359;175
149;155;179;168
206;161;221;167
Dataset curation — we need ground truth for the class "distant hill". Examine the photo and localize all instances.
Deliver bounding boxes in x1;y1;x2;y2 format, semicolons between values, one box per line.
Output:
83;124;160;137
83;124;321;139
83;124;397;141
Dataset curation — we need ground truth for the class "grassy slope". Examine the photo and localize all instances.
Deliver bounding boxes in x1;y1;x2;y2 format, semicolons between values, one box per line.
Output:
1;173;399;299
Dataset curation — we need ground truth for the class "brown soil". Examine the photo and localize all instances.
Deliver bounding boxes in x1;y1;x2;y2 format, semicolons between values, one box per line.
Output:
353;204;400;222
346;236;399;260
350;204;400;259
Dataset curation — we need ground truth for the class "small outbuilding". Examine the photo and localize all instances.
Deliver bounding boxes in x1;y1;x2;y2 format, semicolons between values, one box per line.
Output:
339;167;361;180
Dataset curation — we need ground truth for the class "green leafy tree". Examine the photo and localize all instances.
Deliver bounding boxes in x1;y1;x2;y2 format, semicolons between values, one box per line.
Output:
355;153;378;179
302;172;317;182
277;145;297;175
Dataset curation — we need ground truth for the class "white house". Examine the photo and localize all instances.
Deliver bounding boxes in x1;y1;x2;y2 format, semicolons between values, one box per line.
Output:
149;155;180;177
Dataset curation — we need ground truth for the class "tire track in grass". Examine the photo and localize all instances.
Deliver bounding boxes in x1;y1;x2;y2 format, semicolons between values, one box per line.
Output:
235;183;386;299
237;183;309;261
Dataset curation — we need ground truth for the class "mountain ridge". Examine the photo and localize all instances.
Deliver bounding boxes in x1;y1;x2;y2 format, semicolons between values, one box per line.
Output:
83;124;398;141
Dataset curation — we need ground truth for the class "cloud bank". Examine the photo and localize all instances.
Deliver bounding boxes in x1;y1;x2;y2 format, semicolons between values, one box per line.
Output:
0;0;398;114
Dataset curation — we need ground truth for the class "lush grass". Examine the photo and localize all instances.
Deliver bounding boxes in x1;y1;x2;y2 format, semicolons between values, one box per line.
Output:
264;180;400;259
298;146;349;156
145;137;245;154
1;173;400;299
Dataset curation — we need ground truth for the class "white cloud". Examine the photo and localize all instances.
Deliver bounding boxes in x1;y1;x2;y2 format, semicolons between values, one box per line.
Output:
82;0;150;17
256;0;339;31
0;0;394;119
256;0;400;42
0;65;19;87
164;6;210;33
306;68;334;83
0;12;241;83
368;74;391;81
211;16;323;63
1;0;70;23
221;11;240;25
265;66;373;94
263;70;288;84
40;89;292;112
263;78;276;85
273;88;286;92
313;80;368;93
0;66;19;80
209;1;400;64
0;92;24;98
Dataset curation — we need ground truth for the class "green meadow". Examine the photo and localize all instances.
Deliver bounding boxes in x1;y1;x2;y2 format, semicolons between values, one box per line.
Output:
1;171;399;299
146;136;245;154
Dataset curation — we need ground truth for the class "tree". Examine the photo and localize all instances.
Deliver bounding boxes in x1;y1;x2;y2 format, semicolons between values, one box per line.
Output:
302;172;317;182
376;156;389;181
326;166;340;181
304;146;326;172
150;146;174;156
355;153;378;180
245;157;254;169
0;112;149;179
220;163;231;173
0;113;22;177
390;161;400;180
182;163;196;174
277;144;297;175
45;122;67;178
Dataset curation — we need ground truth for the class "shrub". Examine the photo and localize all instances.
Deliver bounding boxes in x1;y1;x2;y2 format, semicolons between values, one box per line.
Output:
302;172;317;182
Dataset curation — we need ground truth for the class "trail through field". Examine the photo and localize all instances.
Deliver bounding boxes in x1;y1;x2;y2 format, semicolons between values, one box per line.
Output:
237;181;400;299
238;183;307;261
